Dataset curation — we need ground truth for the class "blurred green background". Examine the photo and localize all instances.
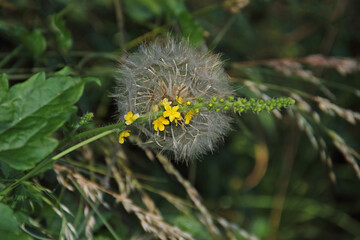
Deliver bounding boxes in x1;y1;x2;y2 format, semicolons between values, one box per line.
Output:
1;0;359;239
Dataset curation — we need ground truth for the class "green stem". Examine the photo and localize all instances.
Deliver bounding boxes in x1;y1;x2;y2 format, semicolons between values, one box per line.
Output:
0;130;117;197
59;123;125;148
0;96;295;198
55;130;115;159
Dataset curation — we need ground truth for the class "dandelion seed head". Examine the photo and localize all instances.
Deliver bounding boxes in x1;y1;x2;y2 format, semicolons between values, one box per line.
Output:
115;37;232;160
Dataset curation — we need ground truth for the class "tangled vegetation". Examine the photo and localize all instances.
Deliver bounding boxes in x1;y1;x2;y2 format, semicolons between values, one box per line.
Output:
0;0;359;239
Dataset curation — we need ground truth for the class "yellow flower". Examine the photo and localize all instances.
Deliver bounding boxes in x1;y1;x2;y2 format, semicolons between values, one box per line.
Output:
163;105;181;122
186;101;191;106
176;96;183;104
184;110;195;124
124;112;139;125
152;116;170;131
160;98;172;108
119;130;131;144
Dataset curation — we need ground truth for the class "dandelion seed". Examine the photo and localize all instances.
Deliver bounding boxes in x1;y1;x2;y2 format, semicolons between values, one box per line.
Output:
119;130;131;144
124;112;139;125
153;116;170;131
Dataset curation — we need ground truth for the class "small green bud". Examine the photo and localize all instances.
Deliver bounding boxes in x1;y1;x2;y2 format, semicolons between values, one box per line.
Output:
228;96;234;102
197;97;204;103
223;106;229;111
219;98;224;103
212;97;217;102
215;108;220;112
79;112;94;125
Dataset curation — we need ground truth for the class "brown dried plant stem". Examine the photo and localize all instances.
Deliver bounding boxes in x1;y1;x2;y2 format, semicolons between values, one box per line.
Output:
55;164;194;240
156;154;221;238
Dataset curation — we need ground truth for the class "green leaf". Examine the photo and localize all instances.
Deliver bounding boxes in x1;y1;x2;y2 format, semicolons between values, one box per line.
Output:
0;203;31;239
176;10;204;46
82;76;102;86
54;66;76;76
162;0;204;46
0;74;9;101
0;231;31;240
0;203;20;233
124;0;163;22
170;215;211;240
15;28;47;56
0;72;97;170
50;14;73;52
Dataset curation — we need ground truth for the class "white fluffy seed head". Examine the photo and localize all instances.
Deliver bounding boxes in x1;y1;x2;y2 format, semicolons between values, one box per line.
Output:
114;37;233;161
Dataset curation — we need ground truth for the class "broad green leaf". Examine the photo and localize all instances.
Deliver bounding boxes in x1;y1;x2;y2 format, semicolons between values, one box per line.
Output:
0;203;19;232
0;231;31;240
0;203;31;240
0;72;97;170
50;14;73;51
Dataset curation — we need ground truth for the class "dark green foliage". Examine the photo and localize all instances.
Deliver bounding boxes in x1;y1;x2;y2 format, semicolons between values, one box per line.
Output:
0;72;96;170
0;0;359;239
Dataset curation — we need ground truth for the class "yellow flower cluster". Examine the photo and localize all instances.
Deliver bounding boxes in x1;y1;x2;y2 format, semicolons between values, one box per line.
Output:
152;97;196;132
119;130;130;144
124;112;139;125
163;105;181;122
153;116;169;131
184;110;195;124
